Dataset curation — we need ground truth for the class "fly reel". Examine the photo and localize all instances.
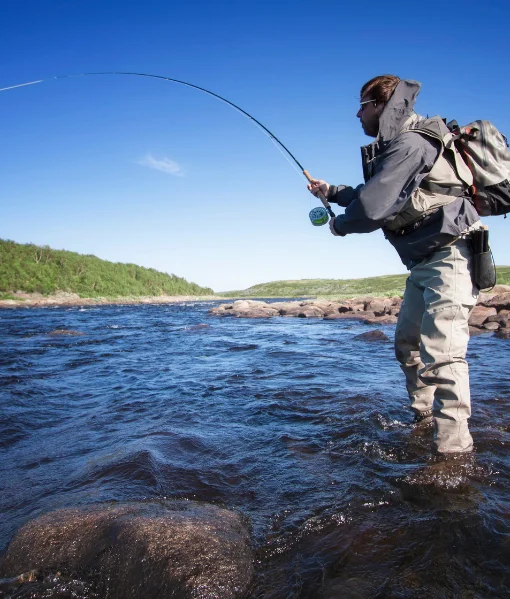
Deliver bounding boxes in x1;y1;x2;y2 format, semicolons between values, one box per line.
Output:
309;206;329;226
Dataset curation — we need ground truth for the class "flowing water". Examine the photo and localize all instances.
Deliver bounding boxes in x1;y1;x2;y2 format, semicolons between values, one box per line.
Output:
1;302;509;598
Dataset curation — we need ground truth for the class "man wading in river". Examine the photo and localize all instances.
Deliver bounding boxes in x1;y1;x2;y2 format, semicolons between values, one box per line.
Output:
308;75;482;457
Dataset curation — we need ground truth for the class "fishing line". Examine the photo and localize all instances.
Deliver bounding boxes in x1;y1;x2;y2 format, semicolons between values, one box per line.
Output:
0;71;335;223
254;122;304;180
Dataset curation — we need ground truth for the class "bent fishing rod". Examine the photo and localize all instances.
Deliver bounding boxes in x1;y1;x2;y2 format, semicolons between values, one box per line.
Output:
0;71;335;226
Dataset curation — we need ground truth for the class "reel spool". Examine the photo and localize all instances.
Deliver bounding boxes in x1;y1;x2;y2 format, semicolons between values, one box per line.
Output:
309;206;329;226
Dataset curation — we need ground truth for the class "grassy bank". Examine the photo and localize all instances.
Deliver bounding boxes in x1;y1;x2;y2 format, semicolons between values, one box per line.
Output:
3;238;508;302
0;239;213;298
221;266;510;299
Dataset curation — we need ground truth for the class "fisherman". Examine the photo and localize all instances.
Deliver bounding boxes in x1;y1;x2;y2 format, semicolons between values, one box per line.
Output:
308;75;481;456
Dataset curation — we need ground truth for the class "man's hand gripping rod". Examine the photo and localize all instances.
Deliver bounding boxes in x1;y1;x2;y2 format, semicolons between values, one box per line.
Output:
303;170;336;226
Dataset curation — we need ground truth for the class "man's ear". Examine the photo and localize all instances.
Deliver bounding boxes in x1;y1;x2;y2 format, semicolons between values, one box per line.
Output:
374;102;385;116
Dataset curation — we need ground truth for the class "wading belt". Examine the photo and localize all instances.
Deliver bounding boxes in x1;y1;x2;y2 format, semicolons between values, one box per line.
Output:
392;208;440;237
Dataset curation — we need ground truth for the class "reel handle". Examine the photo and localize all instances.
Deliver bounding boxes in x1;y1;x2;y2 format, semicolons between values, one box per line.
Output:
303;170;335;218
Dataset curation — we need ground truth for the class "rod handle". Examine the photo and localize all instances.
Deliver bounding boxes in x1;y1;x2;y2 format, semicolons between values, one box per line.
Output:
303;170;335;218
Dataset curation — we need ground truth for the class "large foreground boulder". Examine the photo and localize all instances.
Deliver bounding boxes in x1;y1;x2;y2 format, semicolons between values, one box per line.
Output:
0;500;253;599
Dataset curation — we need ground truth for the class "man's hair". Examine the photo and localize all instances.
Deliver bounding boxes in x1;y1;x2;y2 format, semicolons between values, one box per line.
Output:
361;75;400;105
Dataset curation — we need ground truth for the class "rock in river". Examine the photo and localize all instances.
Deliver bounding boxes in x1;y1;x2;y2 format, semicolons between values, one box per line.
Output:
209;291;510;339
48;329;84;336
0;500;254;599
353;329;390;342
209;298;402;324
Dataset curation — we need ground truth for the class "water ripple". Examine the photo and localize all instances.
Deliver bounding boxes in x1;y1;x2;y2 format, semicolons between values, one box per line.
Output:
0;302;509;597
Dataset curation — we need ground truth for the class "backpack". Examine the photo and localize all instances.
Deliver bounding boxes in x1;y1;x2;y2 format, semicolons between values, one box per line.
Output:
446;120;510;217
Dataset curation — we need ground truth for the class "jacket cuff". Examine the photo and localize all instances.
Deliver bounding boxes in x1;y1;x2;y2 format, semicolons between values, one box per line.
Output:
328;185;359;207
332;216;346;236
327;185;340;203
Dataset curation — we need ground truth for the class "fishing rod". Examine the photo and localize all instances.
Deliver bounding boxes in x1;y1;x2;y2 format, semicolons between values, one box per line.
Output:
0;71;335;226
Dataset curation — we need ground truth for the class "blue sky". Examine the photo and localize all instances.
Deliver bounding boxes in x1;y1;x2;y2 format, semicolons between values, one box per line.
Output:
1;0;509;291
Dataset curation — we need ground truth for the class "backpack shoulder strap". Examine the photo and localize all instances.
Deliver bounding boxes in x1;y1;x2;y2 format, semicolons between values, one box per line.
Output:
404;116;473;187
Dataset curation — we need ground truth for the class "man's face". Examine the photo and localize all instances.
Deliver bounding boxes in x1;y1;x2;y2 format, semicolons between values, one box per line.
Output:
356;95;384;138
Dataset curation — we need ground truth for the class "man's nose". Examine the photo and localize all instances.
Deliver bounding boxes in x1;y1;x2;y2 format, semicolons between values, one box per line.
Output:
356;108;362;118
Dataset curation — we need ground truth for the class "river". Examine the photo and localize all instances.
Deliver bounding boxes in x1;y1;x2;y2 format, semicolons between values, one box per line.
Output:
1;301;509;598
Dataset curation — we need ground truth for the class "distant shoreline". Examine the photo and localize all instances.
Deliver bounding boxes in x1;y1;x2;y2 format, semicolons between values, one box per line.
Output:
2;285;509;310
0;292;223;309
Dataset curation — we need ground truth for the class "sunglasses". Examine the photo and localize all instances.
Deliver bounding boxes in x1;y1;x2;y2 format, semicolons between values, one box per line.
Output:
359;99;376;110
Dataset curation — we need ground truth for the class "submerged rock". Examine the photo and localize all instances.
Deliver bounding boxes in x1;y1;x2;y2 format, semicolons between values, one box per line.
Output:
397;453;480;497
0;500;254;599
495;328;510;339
353;329;390;342
185;323;211;332
48;329;84;336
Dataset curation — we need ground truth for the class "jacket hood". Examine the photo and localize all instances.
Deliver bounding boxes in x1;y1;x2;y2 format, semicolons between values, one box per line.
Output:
377;79;421;144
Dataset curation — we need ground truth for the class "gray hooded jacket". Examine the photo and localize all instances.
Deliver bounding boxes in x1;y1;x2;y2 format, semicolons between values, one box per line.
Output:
329;80;480;268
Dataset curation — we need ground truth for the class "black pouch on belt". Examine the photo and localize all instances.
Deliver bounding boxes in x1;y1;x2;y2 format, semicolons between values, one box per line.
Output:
470;228;497;291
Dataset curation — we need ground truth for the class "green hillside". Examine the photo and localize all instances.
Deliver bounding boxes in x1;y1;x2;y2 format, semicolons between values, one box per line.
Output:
0;239;213;298
2;239;508;301
223;266;510;299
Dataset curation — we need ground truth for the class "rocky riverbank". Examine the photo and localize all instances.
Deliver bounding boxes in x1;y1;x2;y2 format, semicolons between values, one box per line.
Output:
0;291;220;308
210;287;510;339
3;288;510;338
